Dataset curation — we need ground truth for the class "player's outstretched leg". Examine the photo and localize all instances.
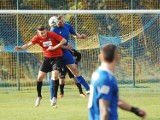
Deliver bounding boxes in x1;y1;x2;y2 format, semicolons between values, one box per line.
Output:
75;82;86;98
66;64;90;93
75;76;90;92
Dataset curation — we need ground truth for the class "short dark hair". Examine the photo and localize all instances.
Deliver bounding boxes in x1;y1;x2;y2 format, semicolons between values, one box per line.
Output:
57;15;62;20
37;25;46;31
101;44;118;63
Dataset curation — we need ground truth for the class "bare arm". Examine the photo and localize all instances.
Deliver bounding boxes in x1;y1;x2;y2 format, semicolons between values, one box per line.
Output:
118;99;147;118
47;38;66;51
72;33;86;39
61;44;73;50
99;99;110;120
118;99;132;111
14;42;33;51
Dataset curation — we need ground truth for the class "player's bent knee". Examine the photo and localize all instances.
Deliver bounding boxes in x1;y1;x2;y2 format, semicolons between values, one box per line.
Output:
37;77;43;82
37;72;46;81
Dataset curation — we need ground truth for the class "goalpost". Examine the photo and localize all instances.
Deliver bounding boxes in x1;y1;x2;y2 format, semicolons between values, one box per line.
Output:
0;10;159;89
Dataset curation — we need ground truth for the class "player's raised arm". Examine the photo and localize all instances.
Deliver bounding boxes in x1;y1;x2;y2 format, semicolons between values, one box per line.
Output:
72;33;87;39
14;42;33;51
69;23;87;39
61;44;73;50
47;38;66;51
118;99;147;118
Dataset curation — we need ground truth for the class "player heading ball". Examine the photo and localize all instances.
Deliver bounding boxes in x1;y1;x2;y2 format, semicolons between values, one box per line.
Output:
14;25;66;107
48;15;90;101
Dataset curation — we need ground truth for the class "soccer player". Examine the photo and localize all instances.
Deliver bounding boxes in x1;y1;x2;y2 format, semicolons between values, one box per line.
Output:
59;49;86;98
14;25;66;107
88;44;147;120
48;15;90;99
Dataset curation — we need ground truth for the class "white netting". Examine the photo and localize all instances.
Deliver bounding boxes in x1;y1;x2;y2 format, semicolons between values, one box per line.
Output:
0;10;159;88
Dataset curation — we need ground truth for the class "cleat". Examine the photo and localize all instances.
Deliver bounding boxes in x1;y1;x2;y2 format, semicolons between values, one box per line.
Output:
58;94;64;98
35;97;42;107
86;90;90;94
51;97;57;107
80;93;86;98
53;105;57;108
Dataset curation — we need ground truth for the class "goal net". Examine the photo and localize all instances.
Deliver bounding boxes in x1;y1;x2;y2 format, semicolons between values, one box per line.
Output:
0;10;159;88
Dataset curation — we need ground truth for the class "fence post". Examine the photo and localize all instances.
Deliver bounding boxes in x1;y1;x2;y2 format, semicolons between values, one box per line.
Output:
131;0;135;87
16;0;20;90
74;0;78;50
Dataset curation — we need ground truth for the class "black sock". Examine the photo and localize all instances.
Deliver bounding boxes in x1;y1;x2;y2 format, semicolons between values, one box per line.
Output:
76;83;83;94
54;80;59;98
60;84;65;94
37;81;42;97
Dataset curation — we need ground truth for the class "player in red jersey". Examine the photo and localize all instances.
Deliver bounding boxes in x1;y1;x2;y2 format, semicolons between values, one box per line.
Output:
14;25;66;107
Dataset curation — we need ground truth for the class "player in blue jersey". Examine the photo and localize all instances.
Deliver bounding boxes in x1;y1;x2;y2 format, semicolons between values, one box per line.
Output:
48;15;90;104
88;44;147;120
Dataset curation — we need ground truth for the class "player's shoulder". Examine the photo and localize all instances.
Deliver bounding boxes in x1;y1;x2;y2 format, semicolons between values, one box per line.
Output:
64;22;71;26
33;34;40;39
50;26;59;32
48;31;54;34
64;22;73;28
48;31;58;35
91;67;114;84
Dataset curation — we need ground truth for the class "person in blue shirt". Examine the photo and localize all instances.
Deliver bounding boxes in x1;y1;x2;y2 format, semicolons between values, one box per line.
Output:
48;15;90;106
88;44;147;120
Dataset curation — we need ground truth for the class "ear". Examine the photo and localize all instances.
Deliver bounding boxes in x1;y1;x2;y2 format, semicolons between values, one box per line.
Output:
114;51;120;63
99;53;102;62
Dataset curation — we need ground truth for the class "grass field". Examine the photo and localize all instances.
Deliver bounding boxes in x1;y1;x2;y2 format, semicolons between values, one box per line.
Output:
0;85;160;120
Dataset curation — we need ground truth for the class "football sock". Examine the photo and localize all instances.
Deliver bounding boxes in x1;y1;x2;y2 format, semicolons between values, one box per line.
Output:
60;84;65;94
54;80;59;98
50;79;54;100
75;76;90;91
37;81;42;97
76;83;83;94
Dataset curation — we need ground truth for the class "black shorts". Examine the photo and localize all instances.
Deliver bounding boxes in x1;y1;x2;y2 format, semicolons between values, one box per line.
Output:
40;57;62;73
60;65;74;79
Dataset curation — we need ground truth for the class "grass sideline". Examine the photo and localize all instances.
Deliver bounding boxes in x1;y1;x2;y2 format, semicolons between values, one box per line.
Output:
0;86;160;120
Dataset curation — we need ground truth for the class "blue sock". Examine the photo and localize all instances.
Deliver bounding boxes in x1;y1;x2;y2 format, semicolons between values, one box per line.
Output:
75;76;90;91
50;79;54;100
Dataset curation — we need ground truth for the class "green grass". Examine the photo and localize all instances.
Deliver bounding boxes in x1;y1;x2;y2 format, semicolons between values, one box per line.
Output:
0;86;160;120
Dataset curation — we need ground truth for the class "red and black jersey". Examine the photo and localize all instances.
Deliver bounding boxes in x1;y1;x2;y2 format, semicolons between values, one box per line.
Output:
31;31;63;58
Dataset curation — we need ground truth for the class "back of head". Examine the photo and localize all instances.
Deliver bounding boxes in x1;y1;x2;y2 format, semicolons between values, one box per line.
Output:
101;44;118;63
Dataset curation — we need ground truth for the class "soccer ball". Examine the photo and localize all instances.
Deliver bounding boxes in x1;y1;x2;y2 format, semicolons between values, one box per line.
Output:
48;16;59;27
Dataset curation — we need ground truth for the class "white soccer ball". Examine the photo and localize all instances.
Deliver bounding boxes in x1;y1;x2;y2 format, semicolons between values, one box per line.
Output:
48;16;59;27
